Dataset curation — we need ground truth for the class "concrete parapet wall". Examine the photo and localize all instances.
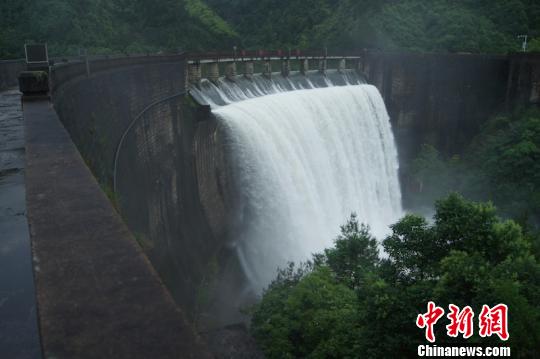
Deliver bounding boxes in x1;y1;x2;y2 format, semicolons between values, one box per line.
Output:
0;59;25;91
50;54;185;93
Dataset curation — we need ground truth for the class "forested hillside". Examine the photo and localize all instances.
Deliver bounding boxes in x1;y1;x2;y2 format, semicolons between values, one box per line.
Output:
2;0;540;59
0;0;238;58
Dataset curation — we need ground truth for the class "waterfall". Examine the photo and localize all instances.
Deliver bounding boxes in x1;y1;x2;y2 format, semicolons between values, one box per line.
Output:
195;75;403;291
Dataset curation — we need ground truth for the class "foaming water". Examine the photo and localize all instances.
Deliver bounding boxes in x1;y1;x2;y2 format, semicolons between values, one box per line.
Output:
197;75;403;291
190;69;363;107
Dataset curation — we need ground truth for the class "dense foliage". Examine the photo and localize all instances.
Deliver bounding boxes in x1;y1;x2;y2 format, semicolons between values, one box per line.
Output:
0;0;238;58
410;108;540;228
251;194;540;358
209;0;540;53
2;0;540;58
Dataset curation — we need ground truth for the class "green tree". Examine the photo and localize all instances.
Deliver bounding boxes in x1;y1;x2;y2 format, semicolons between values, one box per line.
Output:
323;214;379;289
253;194;540;358
252;264;360;359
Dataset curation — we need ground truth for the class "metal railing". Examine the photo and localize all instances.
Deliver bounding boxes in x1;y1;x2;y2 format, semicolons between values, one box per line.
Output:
186;49;367;63
112;91;186;194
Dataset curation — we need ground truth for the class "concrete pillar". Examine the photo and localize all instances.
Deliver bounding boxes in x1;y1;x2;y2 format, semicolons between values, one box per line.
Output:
187;63;202;86
318;59;327;74
362;59;371;80
281;60;290;77
338;58;346;73
244;61;254;79
225;62;236;81
207;62;219;83
355;58;362;72
300;59;309;75
263;61;272;79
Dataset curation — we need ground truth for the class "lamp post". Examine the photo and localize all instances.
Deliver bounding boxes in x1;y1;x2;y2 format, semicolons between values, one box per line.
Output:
517;35;528;52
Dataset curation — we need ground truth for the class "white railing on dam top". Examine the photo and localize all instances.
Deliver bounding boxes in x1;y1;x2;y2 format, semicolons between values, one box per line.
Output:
187;55;362;64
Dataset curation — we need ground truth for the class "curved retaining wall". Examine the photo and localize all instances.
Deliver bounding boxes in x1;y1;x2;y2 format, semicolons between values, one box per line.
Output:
51;55;226;320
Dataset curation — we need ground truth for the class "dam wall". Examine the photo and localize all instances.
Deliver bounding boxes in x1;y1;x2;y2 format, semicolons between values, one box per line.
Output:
362;52;510;163
506;53;540;109
50;55;224;317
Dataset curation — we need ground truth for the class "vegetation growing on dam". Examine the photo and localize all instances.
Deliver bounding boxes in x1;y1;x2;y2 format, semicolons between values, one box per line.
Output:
2;0;540;58
251;194;540;358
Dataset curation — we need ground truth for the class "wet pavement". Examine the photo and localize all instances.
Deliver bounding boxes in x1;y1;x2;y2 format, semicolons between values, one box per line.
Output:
0;89;41;358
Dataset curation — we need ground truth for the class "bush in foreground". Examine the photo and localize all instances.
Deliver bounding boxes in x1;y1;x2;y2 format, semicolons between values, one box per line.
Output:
252;194;540;358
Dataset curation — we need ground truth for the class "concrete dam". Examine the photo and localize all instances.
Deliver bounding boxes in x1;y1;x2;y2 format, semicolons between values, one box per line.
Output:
3;50;539;357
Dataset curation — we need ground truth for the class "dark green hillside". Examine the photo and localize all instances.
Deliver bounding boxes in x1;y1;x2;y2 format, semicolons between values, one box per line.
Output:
2;0;540;58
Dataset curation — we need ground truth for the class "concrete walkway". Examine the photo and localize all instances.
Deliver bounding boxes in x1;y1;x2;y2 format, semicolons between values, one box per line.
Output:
24;98;211;358
0;89;41;358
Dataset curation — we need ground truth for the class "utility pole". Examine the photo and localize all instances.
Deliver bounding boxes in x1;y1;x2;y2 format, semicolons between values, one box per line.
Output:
517;35;528;52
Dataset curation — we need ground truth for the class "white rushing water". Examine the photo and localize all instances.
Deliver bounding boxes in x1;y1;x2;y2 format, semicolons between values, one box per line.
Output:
204;80;403;291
